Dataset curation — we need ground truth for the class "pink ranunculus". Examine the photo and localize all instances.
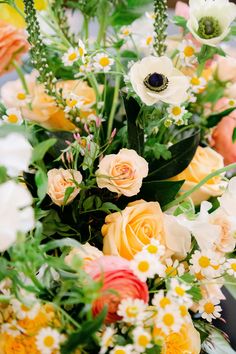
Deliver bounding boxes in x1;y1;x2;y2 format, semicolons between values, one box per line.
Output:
175;1;190;20
0;20;29;76
210;98;236;165
85;256;149;323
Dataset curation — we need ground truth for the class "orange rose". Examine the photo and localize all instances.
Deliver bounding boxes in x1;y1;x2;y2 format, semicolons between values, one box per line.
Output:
65;243;103;268
102;200;191;260
96;149;148;197
0;20;29;76
171;146;226;205
47;168;83;206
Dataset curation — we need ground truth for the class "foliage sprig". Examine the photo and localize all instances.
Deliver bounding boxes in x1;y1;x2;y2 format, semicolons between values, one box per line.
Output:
153;0;168;56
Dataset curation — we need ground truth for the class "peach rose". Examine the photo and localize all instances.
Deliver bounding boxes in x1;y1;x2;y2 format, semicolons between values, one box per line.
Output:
211;110;236;165
47;168;82;206
102;200;191;260
96;149;148;197
85;255;149;323
216;55;236;82
171;146;226;205
210;209;236;253
0;74;97;131
65;243;103;268
0;20;29;76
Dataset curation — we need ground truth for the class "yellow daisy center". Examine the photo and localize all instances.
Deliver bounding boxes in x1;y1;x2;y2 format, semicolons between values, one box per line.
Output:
165;266;177;277
198;256;210;268
138;335;149;347
179;305;188;317
21;304;30;312
231;263;236;271
163;313;174;327
184;46;195;57
17;92;26;100
66;99;78;108
43;335;55;347
146;244;158;254
114;350;125;354
175;286;185;297
123;29;130;36
160;297;171;308
171;107;182;116
79;47;84;57
191;77;200;86
195;271;205;280
68;52;77;61
126;305;138;318
7;114;19;123
146;36;153;45
105;337;113;347
204;302;215;314
229;99;235;106
138;260;150;272
99;57;110;67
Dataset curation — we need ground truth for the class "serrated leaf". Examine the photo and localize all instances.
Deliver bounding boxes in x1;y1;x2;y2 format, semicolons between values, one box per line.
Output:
206;107;236;128
32;138;57;163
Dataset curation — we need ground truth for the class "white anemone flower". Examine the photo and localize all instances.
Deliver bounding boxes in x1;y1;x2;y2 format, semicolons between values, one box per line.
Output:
0;133;32;177
187;0;236;46
129;56;189;106
0;181;35;252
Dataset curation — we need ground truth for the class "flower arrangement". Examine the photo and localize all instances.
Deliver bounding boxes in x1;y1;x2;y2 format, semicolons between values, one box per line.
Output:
1;0;236;353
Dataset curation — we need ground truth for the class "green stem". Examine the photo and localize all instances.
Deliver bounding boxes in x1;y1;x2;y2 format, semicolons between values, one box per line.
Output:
163;163;236;211
107;63;121;139
83;15;89;41
12;60;29;94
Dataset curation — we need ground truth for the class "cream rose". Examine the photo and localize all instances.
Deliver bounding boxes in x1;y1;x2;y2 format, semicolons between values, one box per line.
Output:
171;146;226;205
102;200;191;260
96;149;148;197
47;168;82;206
65;243;103;268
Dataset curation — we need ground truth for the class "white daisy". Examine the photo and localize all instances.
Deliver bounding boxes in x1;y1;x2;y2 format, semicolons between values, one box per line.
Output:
99;327;116;354
11;297;40;320
178;304;191;322
198;298;222;322
143;239;165;258
152;290;173;310
178;39;198;67
190;250;224;279
168;279;193;306
15;90;30;106
141;33;154;49
189;75;206;94
62;41;86;66
65;93;92;113
129;56;189;106
187;0;236;46
159;258;185;278
2;108;23;125
167;105;187;123
93;53;114;73
119;26;132;39
130;251;164;282
225;259;236;277
36;327;61;354
227;98;236;107
1;320;22;336
132;327;152;352
110;345;134;354
155;304;183;335
145;12;156;20
117;297;147;325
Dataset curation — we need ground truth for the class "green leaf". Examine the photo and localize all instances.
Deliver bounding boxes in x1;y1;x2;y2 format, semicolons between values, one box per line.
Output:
63;186;75;205
224;274;236;299
35;166;48;201
123;94;144;156
232;127;236;143
32;138;57;163
203;329;236;354
61;307;107;354
110;0;153;26
188;285;202;302
83;195;96;211
42;237;83;252
147;131;200;180
197;45;225;65
231;25;236;36
0;166;8;183
100;202;120;213
146;345;162;354
206;107;236;128
140;180;185;207
172;15;187;29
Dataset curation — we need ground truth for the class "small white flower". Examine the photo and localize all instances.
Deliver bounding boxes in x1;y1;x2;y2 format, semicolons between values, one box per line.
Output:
187;0;236;46
117;297;147;324
130;251;164;282
152;290;173;309
143;239;165;258
119;26;132;39
141;33;154;49
2;108;23;125
110;345;134;354
198;298;222;322
99;327;116;354
15;90;30;106
1;320;22;336
167;105;187;121
189;76;206;94
65;93;92;113
0;181;34;252
93;53;114;73
11;293;40;320
168;279;192;306
190;250;224;279
132;327;152;352
178;40;198;67
129;56;189;106
225;259;236;277
62;41;86;66
178;304;191;321
145;12;156;20
159;258;185;278
0;133;32;177
227;98;236;107
155;304;183;335
36;327;61;354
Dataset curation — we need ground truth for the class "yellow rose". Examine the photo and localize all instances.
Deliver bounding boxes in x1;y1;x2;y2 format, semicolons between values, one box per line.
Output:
171;146;226;205
65;243;103;268
96;149;148;197
47;168;83;206
102;199;191;260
